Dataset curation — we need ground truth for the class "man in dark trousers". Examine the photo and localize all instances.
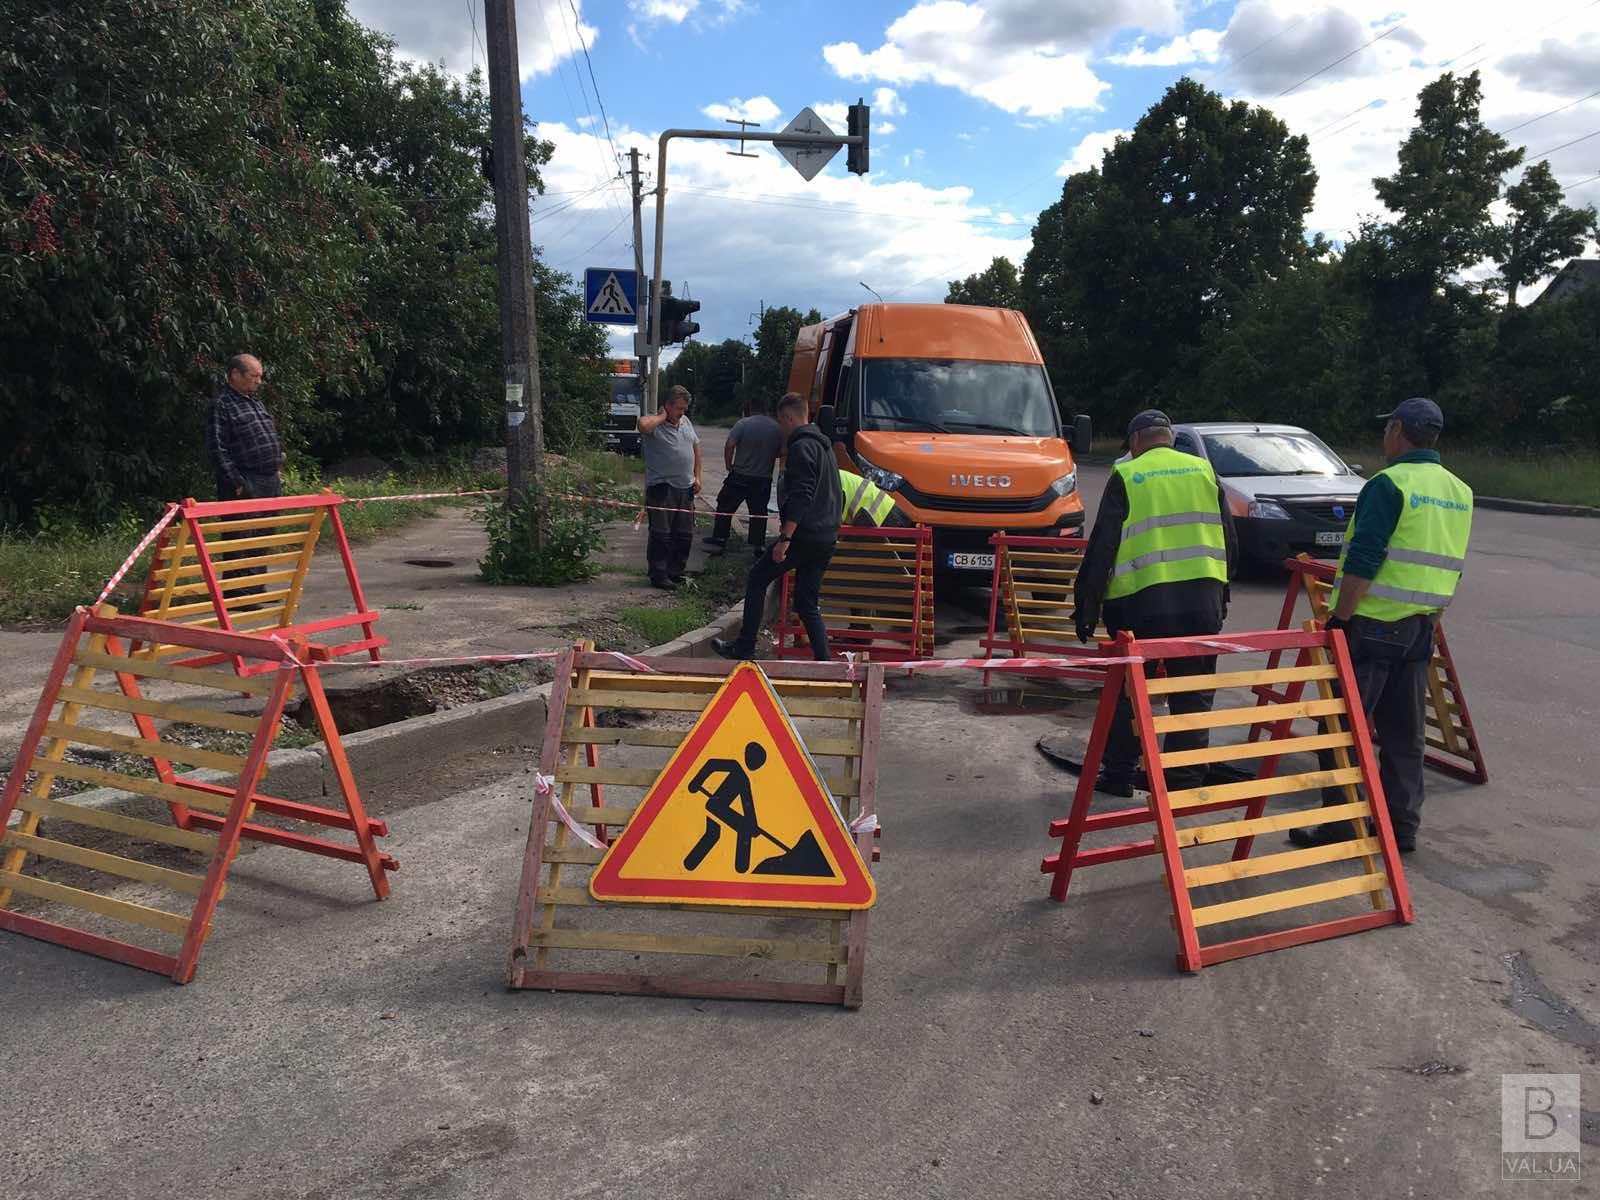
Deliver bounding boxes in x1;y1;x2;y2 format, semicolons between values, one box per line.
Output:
704;396;783;555
1075;409;1237;796
206;353;282;501
713;392;843;661
1290;397;1473;854
638;384;703;590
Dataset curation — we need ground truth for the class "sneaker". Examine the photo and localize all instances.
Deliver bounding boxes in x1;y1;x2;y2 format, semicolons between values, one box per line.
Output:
711;638;753;661
1287;822;1358;849
1093;773;1135;798
701;536;727;548
650;577;678;592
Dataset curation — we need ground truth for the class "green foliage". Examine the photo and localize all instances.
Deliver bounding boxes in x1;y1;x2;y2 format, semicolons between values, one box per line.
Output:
0;0;598;528
477;468;619;587
749;304;822;408
1496;161;1599;307
1373;71;1523;286
1022;77;1317;426
945;257;1022;308
663;338;754;421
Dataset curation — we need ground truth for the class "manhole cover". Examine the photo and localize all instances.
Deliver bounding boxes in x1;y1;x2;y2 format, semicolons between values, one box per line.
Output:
403;558;456;568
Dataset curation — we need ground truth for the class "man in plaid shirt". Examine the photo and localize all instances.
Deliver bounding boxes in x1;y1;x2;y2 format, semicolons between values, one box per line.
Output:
206;353;283;500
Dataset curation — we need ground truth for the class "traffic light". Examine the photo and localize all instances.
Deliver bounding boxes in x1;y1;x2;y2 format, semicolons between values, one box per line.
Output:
657;281;701;345
847;99;870;175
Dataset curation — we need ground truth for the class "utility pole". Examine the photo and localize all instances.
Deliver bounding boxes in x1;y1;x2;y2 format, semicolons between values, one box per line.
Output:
628;147;651;413
484;0;544;507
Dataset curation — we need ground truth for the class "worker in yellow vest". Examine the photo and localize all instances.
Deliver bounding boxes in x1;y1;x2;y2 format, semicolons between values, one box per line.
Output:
839;467;913;528
1074;410;1237;797
1291;397;1472;854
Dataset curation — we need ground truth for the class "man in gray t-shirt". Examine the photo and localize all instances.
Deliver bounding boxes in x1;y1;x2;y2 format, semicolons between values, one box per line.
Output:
705;398;785;553
638;384;702;589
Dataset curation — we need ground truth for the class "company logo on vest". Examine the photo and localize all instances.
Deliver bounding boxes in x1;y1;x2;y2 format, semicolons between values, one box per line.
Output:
1411;493;1471;512
1130;465;1203;486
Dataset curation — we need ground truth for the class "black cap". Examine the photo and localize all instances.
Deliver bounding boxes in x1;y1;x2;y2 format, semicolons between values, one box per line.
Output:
1379;396;1443;433
1127;409;1173;438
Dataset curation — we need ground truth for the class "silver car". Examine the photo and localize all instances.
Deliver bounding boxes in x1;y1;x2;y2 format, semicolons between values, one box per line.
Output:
1166;422;1365;566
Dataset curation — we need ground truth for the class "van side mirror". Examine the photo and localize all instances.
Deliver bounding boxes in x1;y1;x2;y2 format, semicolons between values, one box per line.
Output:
816;404;838;441
1347;463;1365;476
1070;414;1093;456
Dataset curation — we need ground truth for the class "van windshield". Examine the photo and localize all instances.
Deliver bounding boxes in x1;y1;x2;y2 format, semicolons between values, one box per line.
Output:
860;359;1061;437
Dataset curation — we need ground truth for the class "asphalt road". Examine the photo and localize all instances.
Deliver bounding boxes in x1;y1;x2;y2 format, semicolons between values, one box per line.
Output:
2;459;1597;1198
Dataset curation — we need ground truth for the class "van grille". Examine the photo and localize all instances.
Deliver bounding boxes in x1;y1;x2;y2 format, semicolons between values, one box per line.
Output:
1263;496;1360;526
898;481;1057;514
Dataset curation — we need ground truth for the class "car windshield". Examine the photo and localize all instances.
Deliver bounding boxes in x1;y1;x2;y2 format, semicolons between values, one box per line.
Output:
608;377;641;408
1200;431;1350;477
860;359;1061;438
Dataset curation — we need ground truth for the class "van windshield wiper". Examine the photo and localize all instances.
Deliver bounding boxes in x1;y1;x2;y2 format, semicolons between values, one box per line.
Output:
946;420;1040;436
868;415;952;433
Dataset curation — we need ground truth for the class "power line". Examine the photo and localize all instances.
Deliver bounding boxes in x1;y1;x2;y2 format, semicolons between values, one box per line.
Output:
1498;89;1600;137
1207;12;1311;88
566;0;622;172
668;183;1032;227
1276;23;1403;99
1528;127;1600;158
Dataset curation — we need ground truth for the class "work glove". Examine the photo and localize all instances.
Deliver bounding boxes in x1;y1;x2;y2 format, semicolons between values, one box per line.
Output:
1075;615;1096;644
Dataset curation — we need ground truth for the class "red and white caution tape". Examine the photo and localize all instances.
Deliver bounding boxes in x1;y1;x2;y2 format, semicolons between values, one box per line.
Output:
535;772;608;849
91;503;179;607
352;488;506;505
305;650;562;669
848;812;879;835
893;652;1145;672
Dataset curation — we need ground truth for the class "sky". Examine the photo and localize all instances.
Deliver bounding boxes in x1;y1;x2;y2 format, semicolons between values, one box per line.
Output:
347;0;1600;353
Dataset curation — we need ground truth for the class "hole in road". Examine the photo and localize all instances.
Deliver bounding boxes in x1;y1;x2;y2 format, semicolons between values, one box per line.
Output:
403;558;456;568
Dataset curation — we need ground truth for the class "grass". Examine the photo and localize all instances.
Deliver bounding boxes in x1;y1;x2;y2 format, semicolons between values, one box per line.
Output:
612;549;748;647
1338;445;1600;508
569;448;644;490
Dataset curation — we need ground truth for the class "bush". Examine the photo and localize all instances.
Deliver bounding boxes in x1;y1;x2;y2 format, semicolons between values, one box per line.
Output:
477;469;619;586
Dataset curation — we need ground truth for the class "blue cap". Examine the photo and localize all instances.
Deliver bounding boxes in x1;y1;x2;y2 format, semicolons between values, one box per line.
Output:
1127;409;1172;438
1379;397;1443;433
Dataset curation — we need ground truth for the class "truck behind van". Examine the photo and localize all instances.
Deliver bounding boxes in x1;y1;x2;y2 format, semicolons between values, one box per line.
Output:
786;303;1091;573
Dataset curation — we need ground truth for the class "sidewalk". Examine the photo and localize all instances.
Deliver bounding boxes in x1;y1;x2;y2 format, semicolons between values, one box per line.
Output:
1;430;739;763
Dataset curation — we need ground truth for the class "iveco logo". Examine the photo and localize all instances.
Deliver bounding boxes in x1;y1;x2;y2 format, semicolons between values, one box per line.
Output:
950;474;1012;488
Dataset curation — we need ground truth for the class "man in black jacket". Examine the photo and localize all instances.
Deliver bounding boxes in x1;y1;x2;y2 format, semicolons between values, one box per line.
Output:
1074;410;1239;796
714;393;843;661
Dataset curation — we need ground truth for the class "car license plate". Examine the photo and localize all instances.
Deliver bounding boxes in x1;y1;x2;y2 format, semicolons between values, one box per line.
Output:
1315;530;1344;547
948;552;994;570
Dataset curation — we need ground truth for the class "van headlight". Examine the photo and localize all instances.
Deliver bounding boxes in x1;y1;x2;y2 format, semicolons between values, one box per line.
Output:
1247;499;1292;520
854;451;903;492
1049;470;1077;497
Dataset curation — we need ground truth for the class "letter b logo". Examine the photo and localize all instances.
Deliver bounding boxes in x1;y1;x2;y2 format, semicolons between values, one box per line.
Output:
1525;1087;1558;1140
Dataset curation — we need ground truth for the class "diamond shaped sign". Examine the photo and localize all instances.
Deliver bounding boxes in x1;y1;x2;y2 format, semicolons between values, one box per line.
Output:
774;107;841;182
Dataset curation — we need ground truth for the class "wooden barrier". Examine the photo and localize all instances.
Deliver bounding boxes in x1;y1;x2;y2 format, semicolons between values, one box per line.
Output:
772;524;934;663
0;608;395;983
979;532;1107;683
1042;627;1413;972
134;491;385;676
1249;555;1487;784
509;648;882;1006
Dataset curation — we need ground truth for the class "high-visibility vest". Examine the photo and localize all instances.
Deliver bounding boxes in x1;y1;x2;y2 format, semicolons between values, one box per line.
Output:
1330;461;1472;621
1104;446;1228;601
839;468;898;526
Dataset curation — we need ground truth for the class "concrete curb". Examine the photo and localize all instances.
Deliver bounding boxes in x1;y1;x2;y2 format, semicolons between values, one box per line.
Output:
22;589;760;822
1476;495;1600;518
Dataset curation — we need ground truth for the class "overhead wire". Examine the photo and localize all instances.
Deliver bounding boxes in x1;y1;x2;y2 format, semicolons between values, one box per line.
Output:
1276;23;1403;99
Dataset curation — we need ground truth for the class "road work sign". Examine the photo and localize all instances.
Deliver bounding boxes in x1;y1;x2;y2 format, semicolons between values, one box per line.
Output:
589;662;875;909
584;267;638;325
774;107;841;181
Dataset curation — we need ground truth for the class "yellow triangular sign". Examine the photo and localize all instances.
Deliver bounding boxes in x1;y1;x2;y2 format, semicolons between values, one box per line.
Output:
589;662;876;909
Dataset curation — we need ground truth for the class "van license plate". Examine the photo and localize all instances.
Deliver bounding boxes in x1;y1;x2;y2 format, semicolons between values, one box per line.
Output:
948;552;994;570
1314;531;1344;547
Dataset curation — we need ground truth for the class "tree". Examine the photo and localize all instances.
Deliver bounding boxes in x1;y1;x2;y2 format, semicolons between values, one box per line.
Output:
746;305;822;410
945;257;1021;308
528;258;610;455
1495;160;1598;307
1372;71;1523;286
1021;77;1316;426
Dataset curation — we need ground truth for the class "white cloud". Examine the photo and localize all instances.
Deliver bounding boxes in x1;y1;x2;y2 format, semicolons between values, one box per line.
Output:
822;0;1197;118
1109;28;1224;67
878;122;899;135
701;96;782;125
627;0;745;25
812;102;850;128
345;0;594;82
529;122;1029;336
874;87;908;117
1501;34;1600;96
1056;128;1129;176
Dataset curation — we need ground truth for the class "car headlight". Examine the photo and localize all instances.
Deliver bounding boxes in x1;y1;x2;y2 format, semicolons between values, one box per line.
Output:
854;451;903;492
1049;470;1077;498
1246;499;1292;520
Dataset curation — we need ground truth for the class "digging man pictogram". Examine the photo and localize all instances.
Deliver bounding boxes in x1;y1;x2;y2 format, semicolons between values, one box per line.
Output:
681;741;833;877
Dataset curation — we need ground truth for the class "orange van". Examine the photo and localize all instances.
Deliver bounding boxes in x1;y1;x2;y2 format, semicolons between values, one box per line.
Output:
786;303;1092;573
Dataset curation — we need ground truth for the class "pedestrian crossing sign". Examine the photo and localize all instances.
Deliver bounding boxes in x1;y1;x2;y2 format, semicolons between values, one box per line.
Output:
588;662;876;909
584;267;638;325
